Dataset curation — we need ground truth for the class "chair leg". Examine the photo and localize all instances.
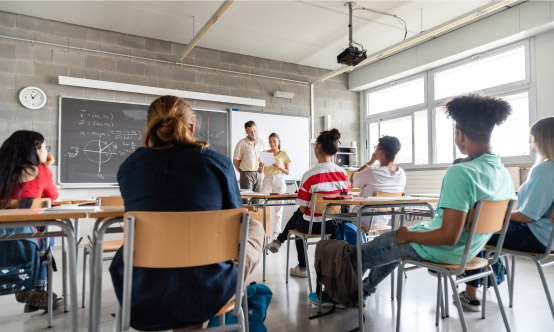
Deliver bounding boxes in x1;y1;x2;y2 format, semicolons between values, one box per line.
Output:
285;233;291;284
536;261;554;320
82;246;88;308
395;263;405;332
436;273;442;326
482;267;488;319
237;305;246;332
114;304;122;332
489;266;511;332
62;236;68;312
243;293;250;332
391;266;395;300
47;251;54;328
509;255;516;308
444;274;449;317
303;238;312;293
448;276;469;332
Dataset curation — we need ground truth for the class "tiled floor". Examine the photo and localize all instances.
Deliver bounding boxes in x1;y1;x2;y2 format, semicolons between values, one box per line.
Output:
1;242;553;331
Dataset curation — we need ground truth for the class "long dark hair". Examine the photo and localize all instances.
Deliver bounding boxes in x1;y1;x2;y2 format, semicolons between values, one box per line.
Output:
316;128;341;156
0;130;44;201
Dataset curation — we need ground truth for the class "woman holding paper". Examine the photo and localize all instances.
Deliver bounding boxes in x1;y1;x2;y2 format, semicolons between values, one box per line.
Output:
260;133;291;238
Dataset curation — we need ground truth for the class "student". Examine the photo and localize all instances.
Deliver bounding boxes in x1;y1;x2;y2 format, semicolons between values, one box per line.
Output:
266;128;350;277
350;135;406;229
233;120;265;191
0;130;59;312
109;96;265;331
260;133;291;238
309;94;514;303
459;116;554;311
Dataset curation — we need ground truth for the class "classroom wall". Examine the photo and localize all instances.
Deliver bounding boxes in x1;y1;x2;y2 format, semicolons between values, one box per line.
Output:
0;10;360;196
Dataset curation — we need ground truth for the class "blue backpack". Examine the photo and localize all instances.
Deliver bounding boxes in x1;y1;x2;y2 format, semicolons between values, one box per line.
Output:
334;222;365;246
0;240;40;295
208;283;272;332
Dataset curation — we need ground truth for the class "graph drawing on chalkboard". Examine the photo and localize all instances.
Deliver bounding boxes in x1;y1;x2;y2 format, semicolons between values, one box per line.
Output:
59;97;229;186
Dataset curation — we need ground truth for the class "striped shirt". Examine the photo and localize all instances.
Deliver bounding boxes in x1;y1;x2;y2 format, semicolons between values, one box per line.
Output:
297;162;350;222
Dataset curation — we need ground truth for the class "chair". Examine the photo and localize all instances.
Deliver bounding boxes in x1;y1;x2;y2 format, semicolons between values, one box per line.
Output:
396;199;514;332
81;196;124;307
285;193;340;293
114;208;250;332
485;209;554;320
361;192;404;241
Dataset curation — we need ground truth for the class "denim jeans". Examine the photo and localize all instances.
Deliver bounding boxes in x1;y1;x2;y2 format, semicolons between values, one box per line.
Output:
358;231;424;295
36;237;54;288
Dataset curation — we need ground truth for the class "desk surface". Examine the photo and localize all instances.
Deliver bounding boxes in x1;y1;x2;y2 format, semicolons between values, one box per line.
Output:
314;196;439;206
0;209;88;222
88;206;124;218
240;192;297;199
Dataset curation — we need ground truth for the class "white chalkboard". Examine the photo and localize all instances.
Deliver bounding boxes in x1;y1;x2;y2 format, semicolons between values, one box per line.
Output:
230;110;310;181
58;97;229;186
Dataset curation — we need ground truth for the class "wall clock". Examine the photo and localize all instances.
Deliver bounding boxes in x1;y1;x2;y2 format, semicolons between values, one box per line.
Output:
19;86;47;110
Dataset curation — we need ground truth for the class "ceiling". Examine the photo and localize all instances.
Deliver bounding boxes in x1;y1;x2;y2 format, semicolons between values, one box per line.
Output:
0;1;491;71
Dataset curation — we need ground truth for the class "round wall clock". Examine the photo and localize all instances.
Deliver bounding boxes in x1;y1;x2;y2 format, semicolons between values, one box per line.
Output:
19;86;47;110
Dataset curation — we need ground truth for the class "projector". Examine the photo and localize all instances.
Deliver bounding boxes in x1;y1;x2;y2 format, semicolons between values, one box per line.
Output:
337;46;367;66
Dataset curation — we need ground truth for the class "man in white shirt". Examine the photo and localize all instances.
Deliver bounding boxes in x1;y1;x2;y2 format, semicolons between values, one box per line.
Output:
233;120;265;191
351;135;406;228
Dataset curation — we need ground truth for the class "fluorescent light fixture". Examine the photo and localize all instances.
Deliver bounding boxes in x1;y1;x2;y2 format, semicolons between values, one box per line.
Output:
314;0;521;83
58;76;266;107
273;91;294;99
179;0;235;60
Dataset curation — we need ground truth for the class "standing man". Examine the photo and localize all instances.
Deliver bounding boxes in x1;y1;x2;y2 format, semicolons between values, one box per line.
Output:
233;120;265;191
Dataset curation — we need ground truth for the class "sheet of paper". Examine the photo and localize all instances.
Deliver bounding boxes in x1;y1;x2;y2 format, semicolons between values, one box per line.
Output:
260;152;275;165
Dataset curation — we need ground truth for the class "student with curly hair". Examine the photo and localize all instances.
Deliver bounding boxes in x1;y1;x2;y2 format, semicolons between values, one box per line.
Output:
310;94;515;305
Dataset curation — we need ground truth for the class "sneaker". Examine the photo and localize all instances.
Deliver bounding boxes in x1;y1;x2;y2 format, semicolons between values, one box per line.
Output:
289;265;308;278
308;292;345;308
266;239;282;253
456;291;481;312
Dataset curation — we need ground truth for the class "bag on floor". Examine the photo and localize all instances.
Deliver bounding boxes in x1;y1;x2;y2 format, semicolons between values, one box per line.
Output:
207;282;273;332
0;240;40;295
313;239;359;309
335;222;365;246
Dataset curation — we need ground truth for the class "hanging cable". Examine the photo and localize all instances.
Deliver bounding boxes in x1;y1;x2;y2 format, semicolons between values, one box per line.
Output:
354;7;408;41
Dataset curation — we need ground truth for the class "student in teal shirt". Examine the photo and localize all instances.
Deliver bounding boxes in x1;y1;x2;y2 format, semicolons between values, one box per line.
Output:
331;94;515;303
461;116;554;311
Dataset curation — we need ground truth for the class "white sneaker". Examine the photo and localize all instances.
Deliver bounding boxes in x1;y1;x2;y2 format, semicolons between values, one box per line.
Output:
266;239;281;253
456;291;481;312
289;265;308;278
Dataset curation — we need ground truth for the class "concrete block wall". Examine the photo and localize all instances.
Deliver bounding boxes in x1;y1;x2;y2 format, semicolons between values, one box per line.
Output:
0;11;360;178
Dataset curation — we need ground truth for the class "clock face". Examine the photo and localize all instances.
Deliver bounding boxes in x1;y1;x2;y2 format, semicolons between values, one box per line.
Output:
19;87;47;110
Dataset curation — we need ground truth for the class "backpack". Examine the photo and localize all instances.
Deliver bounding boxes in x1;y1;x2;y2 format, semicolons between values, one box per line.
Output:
334;222;365;246
312;240;359;309
207;282;273;332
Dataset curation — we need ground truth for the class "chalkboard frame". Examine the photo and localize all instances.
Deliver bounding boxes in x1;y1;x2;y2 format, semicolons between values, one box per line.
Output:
58;96;230;188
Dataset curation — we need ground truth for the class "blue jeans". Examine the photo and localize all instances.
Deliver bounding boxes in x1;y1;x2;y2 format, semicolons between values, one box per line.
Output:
359;231;424;295
37;238;54;288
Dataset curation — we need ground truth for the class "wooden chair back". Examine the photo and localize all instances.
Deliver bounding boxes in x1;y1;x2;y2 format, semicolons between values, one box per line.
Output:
124;208;247;268
97;196;124;207
1;198;51;209
310;193;342;215
373;191;403;212
465;200;511;233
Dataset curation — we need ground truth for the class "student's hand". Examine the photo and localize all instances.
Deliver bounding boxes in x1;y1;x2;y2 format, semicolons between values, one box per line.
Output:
396;226;410;244
258;162;264;173
43;154;55;167
272;163;280;169
369;152;377;164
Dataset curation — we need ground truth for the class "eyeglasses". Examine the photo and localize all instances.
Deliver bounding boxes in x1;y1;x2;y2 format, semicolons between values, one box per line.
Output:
41;145;51;152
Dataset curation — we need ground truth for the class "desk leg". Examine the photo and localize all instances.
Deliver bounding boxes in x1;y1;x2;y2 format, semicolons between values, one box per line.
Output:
88;218;102;332
91;230;105;332
59;219;79;332
262;203;267;282
62;234;68;312
391;212;396;300
356;210;364;332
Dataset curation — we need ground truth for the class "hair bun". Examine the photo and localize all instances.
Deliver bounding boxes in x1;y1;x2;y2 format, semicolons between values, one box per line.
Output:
329;128;341;141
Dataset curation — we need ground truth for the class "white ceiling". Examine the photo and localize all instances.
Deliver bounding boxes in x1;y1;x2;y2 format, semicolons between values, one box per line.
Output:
0;1;490;70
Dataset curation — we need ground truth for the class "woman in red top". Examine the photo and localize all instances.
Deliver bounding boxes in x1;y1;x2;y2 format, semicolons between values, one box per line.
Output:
0;130;59;312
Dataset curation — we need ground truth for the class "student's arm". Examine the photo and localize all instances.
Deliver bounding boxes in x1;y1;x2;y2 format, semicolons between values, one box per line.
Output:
510;210;534;223
351;153;377;184
40;165;59;201
232;159;241;172
273;162;290;175
299;206;308;213
396;208;466;246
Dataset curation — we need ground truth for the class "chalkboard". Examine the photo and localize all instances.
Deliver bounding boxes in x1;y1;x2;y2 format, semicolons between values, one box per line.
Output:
59;97;229;186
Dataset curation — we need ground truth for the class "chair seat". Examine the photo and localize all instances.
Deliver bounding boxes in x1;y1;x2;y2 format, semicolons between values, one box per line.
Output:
485;244;554;257
425;256;489;271
362;225;392;232
88;239;124;252
289;229;332;238
214;300;235;316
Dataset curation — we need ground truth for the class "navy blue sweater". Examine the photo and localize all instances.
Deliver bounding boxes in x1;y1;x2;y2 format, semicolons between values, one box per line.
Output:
109;144;242;331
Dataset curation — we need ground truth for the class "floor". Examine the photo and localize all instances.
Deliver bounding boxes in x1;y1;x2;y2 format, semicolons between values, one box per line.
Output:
1;241;553;332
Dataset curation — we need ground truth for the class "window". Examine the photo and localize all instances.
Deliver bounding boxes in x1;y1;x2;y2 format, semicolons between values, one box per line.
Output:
364;40;532;168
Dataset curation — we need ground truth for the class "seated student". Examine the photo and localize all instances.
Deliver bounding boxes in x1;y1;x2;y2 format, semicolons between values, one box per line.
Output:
266;128;350;277
459;116;554;311
109;96;265;331
0;130;59;312
350;135;406;229
309;94;514;303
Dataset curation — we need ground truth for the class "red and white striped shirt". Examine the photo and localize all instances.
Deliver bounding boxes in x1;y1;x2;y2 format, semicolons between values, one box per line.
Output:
297;162;350;222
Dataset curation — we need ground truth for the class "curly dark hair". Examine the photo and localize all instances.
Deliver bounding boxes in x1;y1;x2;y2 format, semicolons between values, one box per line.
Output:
317;128;341;156
445;94;512;142
378;135;401;162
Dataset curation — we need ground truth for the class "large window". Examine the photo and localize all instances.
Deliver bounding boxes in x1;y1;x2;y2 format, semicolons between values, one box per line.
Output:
364;41;533;168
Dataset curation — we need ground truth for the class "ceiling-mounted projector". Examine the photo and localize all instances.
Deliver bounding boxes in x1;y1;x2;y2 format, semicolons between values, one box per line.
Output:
338;2;367;66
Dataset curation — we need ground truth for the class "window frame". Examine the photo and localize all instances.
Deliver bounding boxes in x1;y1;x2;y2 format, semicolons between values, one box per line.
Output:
363;39;536;170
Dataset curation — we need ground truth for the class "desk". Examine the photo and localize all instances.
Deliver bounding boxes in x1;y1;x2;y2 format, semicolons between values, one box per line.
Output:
0;209;86;332
315;196;439;332
87;207;124;332
241;193;298;281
